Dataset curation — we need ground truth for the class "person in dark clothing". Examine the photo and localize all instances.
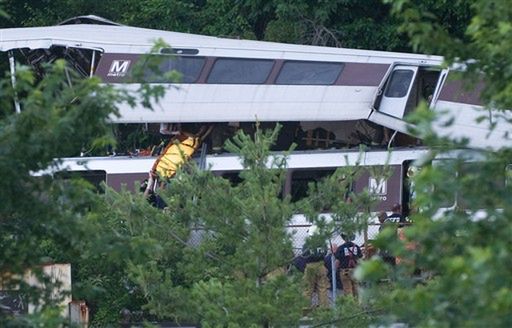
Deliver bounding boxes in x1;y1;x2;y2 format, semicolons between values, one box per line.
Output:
140;179;167;209
377;210;397;265
147;191;167;209
387;203;406;224
378;210;389;232
301;235;329;309
291;254;308;273
335;234;362;298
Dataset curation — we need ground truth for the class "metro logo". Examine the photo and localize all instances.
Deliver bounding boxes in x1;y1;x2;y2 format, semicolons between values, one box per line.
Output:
107;60;131;77
368;177;387;196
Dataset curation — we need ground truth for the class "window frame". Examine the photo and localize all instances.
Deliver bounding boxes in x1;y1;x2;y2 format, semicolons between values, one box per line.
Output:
143;55;207;84
206;57;275;84
275;60;344;85
384;69;415;98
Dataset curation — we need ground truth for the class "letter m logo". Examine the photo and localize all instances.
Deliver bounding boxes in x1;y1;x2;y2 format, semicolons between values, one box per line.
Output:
107;60;131;77
369;177;387;195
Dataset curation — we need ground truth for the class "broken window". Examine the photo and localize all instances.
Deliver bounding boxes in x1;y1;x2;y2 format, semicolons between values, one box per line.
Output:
289;168;336;202
18;46;102;79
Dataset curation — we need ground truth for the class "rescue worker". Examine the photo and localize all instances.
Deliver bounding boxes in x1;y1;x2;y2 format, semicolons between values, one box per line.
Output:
302;231;329;310
335;233;362;298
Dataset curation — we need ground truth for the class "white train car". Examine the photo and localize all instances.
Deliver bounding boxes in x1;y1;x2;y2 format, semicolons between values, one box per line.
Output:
55;147;428;215
1;15;509;149
53;146;429;252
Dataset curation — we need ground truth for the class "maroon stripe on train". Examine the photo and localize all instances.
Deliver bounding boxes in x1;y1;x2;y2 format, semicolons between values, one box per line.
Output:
336;63;390;86
96;53;390;87
438;79;484;106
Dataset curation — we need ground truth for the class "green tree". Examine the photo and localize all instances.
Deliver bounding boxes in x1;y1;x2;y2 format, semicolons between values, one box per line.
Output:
0;51;163;324
0;61;117;324
93;127;305;326
355;0;512;326
80;127;389;326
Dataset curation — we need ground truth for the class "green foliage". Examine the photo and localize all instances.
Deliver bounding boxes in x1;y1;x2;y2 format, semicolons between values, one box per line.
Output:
300;148;390;245
0;62;116;268
197;0;257;39
76;126;307;326
119;0;200;32
0;45;164;323
382;153;512;326
190;276;303;328
308;296;379;328
170;126;303;325
355;1;512;327
0;0;469;53
386;0;512;109
0;61;123;324
71;192;160;325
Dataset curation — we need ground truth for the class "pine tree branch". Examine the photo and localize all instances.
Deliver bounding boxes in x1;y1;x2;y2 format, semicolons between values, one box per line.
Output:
310;308;383;327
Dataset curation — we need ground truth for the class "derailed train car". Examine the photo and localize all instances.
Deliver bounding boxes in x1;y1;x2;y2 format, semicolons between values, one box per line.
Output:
0;15;509;152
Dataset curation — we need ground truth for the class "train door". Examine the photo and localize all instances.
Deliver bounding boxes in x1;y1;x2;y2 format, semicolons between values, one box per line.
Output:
378;66;419;118
369;65;444;137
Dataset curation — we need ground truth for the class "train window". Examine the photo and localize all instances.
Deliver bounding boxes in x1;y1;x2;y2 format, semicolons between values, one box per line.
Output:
384;69;414;98
220;171;243;186
54;170;107;193
290;169;336;202
431;159;457;208
207;58;274;84
432;160;508;210
456;162;506;209
275;61;343;85
144;56;205;83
